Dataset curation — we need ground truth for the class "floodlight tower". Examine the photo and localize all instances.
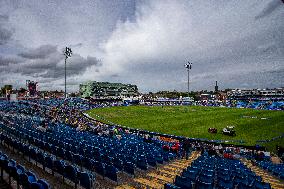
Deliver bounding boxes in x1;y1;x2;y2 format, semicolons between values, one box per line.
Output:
64;47;72;98
184;62;192;98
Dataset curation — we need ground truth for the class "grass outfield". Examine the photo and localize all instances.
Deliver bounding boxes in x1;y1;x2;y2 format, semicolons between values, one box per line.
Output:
86;106;284;151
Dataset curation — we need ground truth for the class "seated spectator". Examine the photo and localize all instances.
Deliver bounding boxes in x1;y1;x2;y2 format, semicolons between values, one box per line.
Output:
171;141;180;154
163;145;170;151
182;139;191;159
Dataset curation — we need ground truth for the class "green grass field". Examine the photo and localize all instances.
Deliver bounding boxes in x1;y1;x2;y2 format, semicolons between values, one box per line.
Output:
86;106;284;151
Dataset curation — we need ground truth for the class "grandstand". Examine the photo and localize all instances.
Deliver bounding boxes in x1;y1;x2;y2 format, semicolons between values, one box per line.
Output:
79;81;139;99
0;97;283;189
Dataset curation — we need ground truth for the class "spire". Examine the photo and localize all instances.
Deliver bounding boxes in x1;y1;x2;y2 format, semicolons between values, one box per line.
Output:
215;81;218;92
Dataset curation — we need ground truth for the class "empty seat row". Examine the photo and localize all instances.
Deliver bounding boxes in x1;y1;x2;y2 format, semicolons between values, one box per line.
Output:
165;153;272;189
0;151;50;189
0;133;94;189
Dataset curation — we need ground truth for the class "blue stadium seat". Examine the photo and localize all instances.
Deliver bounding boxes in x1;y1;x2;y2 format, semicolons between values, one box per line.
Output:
113;158;123;171
64;164;78;188
94;161;105;177
137;158;148;170
181;170;198;181
217;178;234;189
254;181;272;189
53;160;65;180
164;183;181;189
124;161;135;176
44;155;54;173
79;172;93;189
30;182;43;189
18;173;29;189
105;164;118;183
37;179;50;189
174;175;192;189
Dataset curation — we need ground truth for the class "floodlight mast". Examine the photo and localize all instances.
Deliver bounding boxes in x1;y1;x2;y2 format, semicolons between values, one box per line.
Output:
184;62;192;99
64;47;72;99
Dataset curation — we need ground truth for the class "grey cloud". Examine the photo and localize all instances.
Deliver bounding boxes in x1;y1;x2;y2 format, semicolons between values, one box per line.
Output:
255;0;283;20
1;0;283;92
99;0;284;92
18;45;58;59
70;43;83;48
2;44;102;82
41;54;101;79
0;14;14;45
0;15;9;22
0;55;22;66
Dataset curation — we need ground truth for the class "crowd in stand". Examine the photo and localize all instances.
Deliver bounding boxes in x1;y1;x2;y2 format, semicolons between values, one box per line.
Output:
143;99;284;111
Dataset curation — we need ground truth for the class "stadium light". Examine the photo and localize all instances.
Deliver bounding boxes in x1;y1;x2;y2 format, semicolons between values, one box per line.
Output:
184;62;192;99
64;47;72;99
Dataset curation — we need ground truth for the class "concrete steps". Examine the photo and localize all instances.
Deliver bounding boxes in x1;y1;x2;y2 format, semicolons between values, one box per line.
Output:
116;151;201;189
242;159;284;189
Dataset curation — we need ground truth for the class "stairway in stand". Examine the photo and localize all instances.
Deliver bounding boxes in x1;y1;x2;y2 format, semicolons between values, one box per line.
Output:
116;151;201;189
242;159;284;189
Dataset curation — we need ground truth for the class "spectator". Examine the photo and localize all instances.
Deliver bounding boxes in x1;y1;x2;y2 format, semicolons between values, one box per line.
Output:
171;141;180;154
182;139;191;159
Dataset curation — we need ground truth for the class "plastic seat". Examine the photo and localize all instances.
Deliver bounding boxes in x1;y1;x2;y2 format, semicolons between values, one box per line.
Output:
217;179;234;189
163;153;170;162
94;161;105;177
8;165;17;185
196;179;213;189
218;172;231;181
147;156;157;167
79;172;93;189
156;155;164;164
105;164;118;183
65;150;73;162
44;155;54;172
124;161;135;176
14;165;26;187
30;148;38;164
113;158;123;171
37;152;45;167
82;157;95;171
254;181;272;189
28;174;37;185
174;175;192;189
64;164;78;187
198;174;214;184
73;154;83;168
137;158;148;170
37;179;50;189
30;182;43;189
57;148;66;159
53;160;65;178
18;173;29;189
164;183;181;189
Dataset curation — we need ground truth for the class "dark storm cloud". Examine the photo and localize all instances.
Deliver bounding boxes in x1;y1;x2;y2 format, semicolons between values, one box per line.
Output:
255;0;284;20
1;44;102;80
41;55;102;79
18;45;58;59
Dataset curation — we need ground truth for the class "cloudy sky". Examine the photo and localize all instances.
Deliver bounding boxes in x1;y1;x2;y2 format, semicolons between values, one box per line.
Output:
0;0;283;92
